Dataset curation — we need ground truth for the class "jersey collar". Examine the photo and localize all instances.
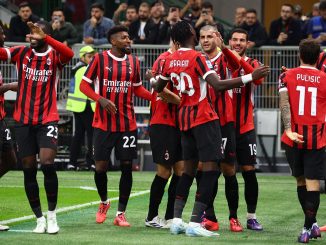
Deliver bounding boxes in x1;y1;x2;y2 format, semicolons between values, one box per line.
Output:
32;47;52;56
210;52;222;62
300;65;318;70
108;50;127;61
178;48;192;51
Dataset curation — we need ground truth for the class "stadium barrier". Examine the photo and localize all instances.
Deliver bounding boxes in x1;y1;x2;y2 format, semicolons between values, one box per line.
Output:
1;43;300;110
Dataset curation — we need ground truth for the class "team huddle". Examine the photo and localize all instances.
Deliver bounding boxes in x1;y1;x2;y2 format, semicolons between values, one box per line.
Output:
0;19;324;243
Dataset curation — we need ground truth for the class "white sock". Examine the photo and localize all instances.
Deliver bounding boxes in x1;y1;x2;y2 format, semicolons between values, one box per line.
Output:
247;213;256;220
116;211;123;216
37;216;46;221
47;211;56;219
101;200;109;205
173;218;182;224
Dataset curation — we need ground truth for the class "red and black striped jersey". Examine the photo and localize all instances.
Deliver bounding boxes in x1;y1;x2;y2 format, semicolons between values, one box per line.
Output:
0;71;5;120
232;57;261;134
160;48;218;131
279;66;326;149
6;46;64;125
83;50;142;132
316;52;326;72
150;50;177;127
207;52;234;126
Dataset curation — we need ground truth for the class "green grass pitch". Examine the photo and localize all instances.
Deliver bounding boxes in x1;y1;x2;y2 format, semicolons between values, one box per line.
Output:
0;171;325;244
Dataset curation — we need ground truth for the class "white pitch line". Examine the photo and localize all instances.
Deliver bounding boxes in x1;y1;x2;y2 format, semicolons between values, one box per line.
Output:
0;190;150;226
8;229;33;233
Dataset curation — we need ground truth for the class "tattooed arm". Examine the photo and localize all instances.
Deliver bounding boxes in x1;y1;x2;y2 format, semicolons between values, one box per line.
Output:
279;91;304;143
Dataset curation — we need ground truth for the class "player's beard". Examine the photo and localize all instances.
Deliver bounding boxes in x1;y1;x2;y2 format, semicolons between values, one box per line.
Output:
30;39;46;50
121;46;131;55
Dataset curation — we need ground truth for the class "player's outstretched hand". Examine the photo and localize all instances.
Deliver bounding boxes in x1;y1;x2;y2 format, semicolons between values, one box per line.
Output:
252;65;270;80
145;69;153;81
285;129;304;144
98;97;117;114
26;22;46;40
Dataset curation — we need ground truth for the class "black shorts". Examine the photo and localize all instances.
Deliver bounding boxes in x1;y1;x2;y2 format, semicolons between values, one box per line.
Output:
236;129;257;165
93;128;137;161
284;145;325;180
181;120;223;162
0;120;14;158
150;124;182;166
220;122;236;164
14;122;58;158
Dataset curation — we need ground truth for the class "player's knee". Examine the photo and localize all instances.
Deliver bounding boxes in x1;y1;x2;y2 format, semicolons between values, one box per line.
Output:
220;163;236;176
296;176;306;186
173;162;184;176
157;166;171;179
41;164;56;177
240;164;255;172
120;161;132;173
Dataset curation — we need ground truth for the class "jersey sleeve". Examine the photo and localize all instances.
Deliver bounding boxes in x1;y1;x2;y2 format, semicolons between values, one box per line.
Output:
195;53;215;79
278;72;288;92
7;46;25;63
133;56;142;87
159;56;170;81
82;53;99;84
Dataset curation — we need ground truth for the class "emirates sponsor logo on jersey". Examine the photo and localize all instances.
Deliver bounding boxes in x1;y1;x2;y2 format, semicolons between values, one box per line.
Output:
23;64;53;82
103;79;132;93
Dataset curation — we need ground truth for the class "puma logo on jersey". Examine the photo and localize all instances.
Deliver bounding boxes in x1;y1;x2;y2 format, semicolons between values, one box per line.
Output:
25;56;32;62
105;66;112;72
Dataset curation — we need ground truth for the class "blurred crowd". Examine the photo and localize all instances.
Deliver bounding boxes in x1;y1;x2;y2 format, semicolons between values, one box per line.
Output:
6;0;326;47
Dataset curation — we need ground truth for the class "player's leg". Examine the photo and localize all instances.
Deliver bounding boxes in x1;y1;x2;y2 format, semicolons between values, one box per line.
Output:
164;160;183;227
146;163;171;228
93;128;113;224
0;125;17;231
186;120;222;237
15;124;45;233
237;130;262;231
302;148;325;241
114;130;138;227
38;123;59;234
68;112;85;170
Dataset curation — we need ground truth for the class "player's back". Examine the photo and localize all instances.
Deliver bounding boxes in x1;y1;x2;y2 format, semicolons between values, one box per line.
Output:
285;67;326;125
280;66;326;149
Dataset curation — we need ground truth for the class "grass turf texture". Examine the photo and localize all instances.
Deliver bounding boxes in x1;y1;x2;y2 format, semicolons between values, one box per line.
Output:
0;171;325;244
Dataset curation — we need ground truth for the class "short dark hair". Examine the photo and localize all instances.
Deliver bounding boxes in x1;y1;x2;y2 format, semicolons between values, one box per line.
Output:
171;20;194;46
246;8;257;15
37;20;53;36
19;1;30;9
107;25;129;44
202;1;213;10
127;5;137;11
51;7;64;15
169;5;180;11
91;2;104;11
299;39;320;65
282;3;294;12
320;1;326;11
229;28;248;41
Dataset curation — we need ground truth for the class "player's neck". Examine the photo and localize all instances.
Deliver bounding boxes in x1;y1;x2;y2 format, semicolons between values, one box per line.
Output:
34;44;48;53
300;62;316;68
206;49;219;59
110;47;126;58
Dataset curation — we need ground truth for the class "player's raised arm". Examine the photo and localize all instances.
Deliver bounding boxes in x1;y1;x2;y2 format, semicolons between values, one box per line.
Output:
205;65;269;92
27;22;74;64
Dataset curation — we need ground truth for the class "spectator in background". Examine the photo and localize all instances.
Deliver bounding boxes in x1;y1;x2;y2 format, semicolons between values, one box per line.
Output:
307;1;326;46
129;2;157;44
83;2;114;45
234;7;246;27
293;4;309;39
194;2;225;38
181;0;202;27
8;2;40;42
113;4;138;28
156;5;181;44
311;2;321;18
51;8;80;46
240;8;268;48
150;0;165;25
269;4;302;45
